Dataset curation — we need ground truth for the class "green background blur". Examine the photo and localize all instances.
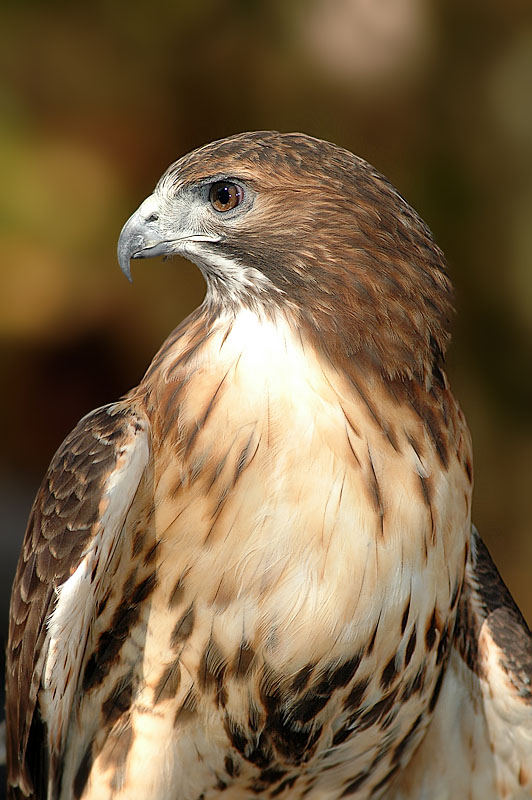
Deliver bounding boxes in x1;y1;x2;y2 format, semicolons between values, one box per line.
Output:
1;0;531;672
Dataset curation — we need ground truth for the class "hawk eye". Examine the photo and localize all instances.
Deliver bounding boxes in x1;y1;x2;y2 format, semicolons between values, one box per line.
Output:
209;181;244;212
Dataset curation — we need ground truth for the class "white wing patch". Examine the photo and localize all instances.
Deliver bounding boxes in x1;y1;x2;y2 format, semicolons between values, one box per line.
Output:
40;417;149;777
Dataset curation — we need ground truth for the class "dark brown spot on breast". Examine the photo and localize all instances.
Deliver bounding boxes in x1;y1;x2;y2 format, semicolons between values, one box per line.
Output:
290;663;315;693
96;587;111;618
291;687;330;723
367;447;384;537
344;677;370;710
154;657;182;704
371;763;400;794
249;766;288;793
340;770;370;797
404;626;417;667
331;725;351;747
270;775;298;796
410;664;426;695
428;667;445;713
168;573;187;608
170;604;195;648
143;539;160;565
367;621;379;654
102;675;134;724
199;636;227;706
132;528;147;557
356;687;399;732
419;475;435;543
224;754;239;778
436;621;451;665
83;573;156;691
400;597;411;634
326;653;362;689
232;640;256;679
425;609;439;651
380;655;398;689
224;715;249;756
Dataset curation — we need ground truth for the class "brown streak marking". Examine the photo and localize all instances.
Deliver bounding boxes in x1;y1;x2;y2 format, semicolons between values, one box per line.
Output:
132;529;146;558
219;322;234;350
143;539;160;566
404;626;417;667
96;588;111;618
344;425;361;467
348;375;397;452
160;382;188;439
233;640;256;679
367;617;380;654
337;472;346;510
367;446;384;537
199;636;227;705
340;403;361;439
423;411;449;469
419;474;436;544
157;502;192;538
154;657;182;704
405;430;424;462
207;430;243;490
102;676;134;725
204;483;233;543
233;429;260;488
170;604;195;648
184;369;232;457
168;572;188;608
212;486;230;521
401;597;411;634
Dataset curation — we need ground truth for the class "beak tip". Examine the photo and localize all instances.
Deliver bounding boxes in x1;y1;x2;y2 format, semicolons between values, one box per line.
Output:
123;263;133;283
117;229;134;283
117;250;133;282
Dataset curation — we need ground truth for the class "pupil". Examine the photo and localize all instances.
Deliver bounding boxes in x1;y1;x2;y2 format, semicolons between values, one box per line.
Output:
218;186;230;205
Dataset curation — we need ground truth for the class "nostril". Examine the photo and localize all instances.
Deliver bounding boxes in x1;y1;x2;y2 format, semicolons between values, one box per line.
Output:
146;213;159;223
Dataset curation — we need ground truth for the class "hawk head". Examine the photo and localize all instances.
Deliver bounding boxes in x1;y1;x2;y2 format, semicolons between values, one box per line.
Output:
118;131;453;381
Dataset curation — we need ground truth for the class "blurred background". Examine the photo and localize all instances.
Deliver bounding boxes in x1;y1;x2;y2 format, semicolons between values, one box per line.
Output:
1;0;531;759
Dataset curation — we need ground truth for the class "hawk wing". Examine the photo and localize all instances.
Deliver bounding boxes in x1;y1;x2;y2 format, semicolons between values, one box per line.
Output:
389;527;532;799
6;403;149;800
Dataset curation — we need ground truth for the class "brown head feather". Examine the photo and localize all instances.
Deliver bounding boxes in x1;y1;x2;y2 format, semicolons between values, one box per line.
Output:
158;132;453;382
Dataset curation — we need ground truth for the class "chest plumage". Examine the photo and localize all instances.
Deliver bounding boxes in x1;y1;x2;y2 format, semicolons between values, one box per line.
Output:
70;309;470;800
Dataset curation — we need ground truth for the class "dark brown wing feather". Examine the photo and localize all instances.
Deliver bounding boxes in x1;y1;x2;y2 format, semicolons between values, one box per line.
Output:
390;528;532;798
6;403;148;799
456;529;532;701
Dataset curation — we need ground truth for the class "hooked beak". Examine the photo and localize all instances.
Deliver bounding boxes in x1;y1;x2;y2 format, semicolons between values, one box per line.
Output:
117;193;221;281
117;194;170;282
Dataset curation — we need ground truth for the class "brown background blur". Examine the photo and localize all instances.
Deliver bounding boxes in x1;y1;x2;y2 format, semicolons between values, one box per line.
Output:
1;0;531;730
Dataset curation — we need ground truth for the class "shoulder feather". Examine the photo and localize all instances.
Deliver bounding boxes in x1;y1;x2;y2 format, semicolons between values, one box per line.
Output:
6;403;149;799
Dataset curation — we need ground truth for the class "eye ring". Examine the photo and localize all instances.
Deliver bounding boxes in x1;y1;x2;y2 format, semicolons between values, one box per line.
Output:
209;181;244;213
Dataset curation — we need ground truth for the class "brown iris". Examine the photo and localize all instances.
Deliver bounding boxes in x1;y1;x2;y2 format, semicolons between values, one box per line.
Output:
209;181;244;212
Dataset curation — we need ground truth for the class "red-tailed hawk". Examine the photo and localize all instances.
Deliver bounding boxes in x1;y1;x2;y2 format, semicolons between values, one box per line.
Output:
6;132;532;799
